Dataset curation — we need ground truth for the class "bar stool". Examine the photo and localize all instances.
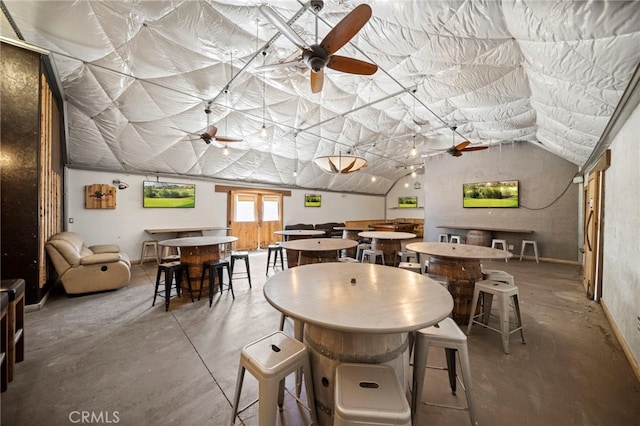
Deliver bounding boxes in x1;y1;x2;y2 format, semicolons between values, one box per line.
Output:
361;249;385;265
438;234;449;243
450;235;464;244
520;240;539;263
153;262;193;311
266;244;284;275
334;363;411;426
160;245;180;263
491;239;509;262
0;293;8;393
199;259;233;306
140;240;160;265
230;251;252;288
412;318;477;426
230;331;317;426
467;279;526;354
397;250;417;263
355;243;371;262
0;279;25;383
482;269;515;286
398;262;422;273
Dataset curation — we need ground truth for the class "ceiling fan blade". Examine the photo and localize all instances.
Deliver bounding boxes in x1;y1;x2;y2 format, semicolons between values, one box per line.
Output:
327;55;377;75
321;4;372;55
454;141;471;151
460;146;488;152
259;5;309;50
170;126;201;137
214;136;243;143
311;69;324;93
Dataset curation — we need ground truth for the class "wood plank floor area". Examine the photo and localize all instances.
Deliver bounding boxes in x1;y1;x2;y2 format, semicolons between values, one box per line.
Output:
2;250;639;425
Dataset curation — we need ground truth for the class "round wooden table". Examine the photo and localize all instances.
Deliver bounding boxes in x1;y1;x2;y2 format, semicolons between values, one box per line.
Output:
406;242;512;324
357;231;417;266
159;236;238;295
263;262;453;426
334;226;372;257
274;230;325;267
279;238;358;265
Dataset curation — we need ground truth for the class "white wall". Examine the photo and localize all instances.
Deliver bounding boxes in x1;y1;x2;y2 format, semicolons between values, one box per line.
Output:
66;169;384;260
601;100;640;367
386;170;425;220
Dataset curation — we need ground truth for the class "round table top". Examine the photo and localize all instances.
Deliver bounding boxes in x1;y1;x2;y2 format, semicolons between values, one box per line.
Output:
159;236;238;247
274;229;325;236
263;263;453;333
358;231;417;240
406;242;513;260
279;238;358;251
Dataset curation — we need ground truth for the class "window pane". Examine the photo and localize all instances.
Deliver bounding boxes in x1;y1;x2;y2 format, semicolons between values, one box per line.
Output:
263;198;279;221
235;195;255;222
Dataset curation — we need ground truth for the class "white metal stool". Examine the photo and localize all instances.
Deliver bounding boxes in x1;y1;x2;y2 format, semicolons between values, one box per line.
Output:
491;239;509;262
334;363;411;426
140;240;160;265
450;235;464;244
412;318;477;426
519;240;539;263
398;262;422;273
355;243;371;262
361;249;385;265
230;331;317;426
397;250;417;263
467;280;526;354
481;269;515;286
438;234;449;243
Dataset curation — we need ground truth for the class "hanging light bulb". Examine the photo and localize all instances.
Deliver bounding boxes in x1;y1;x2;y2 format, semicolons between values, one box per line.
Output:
259;50;268;140
223;145;229;156
404;182;409;188
371;176;377;182
410;134;417;157
411;170;417;178
293;170;298;177
260;123;268;139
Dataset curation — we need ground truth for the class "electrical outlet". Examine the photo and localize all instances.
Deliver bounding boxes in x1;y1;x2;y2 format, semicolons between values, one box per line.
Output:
508;244;514;251
69;218;74;223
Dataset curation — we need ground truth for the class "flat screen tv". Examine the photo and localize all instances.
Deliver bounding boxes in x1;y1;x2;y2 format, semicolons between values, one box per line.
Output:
143;181;195;208
304;194;321;207
463;180;519;208
398;196;418;208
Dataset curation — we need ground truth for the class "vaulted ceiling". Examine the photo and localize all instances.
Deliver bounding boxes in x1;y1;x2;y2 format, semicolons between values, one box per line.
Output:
2;0;639;194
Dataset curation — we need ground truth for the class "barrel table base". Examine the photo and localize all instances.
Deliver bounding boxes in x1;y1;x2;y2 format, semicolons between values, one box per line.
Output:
304;324;410;426
427;256;482;325
179;245;221;297
371;239;402;266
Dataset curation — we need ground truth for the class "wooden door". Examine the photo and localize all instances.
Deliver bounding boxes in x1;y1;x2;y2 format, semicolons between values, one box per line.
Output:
583;172;600;298
228;191;283;250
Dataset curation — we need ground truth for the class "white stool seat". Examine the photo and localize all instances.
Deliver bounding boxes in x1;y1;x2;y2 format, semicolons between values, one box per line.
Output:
355;243;371;262
520;240;539;263
481;269;515;286
334;363;411;426
338;257;360;263
467;280;526;354
398;262;422;273
450;235;464;244
230;331;317;426
438;234;449;243
140;240;159;265
491;239;509;263
412;317;477;426
397;250;417;263
361;249;385;265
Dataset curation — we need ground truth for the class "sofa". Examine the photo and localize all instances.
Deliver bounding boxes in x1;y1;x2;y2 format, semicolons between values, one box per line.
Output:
45;232;131;294
314;222;345;238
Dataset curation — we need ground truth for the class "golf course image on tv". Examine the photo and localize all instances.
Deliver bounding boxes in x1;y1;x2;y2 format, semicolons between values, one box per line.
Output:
463;180;519;208
143;181;195;208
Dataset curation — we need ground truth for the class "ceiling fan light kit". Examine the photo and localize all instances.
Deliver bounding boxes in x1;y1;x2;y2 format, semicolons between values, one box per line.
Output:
314;154;368;174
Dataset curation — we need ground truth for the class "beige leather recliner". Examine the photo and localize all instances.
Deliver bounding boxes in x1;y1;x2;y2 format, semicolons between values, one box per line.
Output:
45;232;131;294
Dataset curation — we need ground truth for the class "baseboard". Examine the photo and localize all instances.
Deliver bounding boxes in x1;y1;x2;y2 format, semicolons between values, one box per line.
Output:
514;255;580;265
601;299;640;383
25;288;51;312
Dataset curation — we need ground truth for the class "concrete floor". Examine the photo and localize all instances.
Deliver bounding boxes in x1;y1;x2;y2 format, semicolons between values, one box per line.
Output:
2;250;639;426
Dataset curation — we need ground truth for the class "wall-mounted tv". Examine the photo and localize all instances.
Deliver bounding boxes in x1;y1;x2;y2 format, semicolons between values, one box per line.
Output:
143;181;195;208
398;196;418;208
304;194;321;207
463;180;519;208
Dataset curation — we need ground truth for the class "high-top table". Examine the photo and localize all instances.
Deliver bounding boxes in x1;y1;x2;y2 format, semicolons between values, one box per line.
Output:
279;238;358;265
274;229;325;267
159;236;238;295
406;241;512;324
263;262;453;426
357;231;417;266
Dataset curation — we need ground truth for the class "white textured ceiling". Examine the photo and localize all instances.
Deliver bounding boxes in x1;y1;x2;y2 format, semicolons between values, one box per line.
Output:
2;0;639;194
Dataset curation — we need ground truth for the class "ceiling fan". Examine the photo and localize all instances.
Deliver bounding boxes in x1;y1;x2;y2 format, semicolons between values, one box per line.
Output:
423;126;489;157
259;1;378;93
172;103;242;148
